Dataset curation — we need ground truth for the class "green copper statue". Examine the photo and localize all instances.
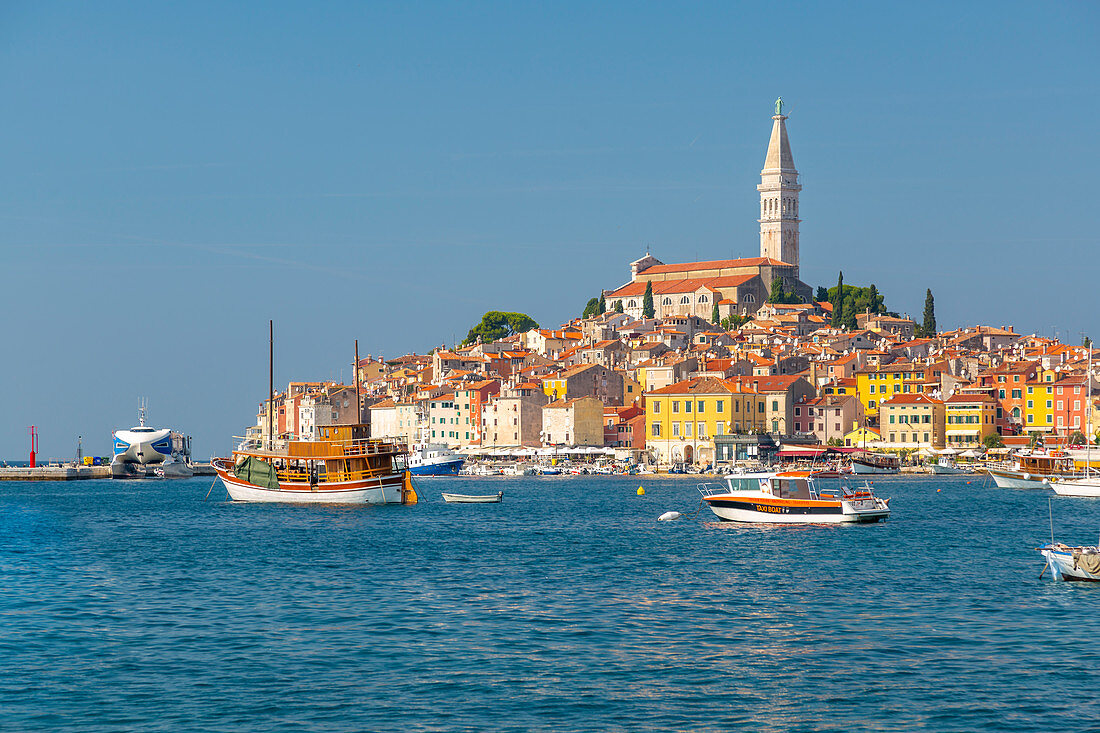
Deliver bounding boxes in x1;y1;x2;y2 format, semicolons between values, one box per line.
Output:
774;97;783;116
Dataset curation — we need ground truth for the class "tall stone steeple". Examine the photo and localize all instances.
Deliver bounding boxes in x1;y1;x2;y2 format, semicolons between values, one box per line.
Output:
758;98;801;272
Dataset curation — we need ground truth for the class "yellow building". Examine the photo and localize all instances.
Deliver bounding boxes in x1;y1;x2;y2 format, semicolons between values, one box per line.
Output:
1022;380;1057;433
645;377;764;466
853;361;947;421
944;394;998;448
878;394;945;450
843;426;881;448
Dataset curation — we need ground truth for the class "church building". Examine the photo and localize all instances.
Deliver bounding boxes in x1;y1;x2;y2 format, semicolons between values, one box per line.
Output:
605;100;812;321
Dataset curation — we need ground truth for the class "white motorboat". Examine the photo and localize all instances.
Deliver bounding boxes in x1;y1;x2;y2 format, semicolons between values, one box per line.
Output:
699;471;890;524
930;458;969;475
407;442;465;475
442;491;503;504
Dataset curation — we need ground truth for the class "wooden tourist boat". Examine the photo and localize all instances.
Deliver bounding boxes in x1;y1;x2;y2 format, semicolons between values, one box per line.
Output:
850;452;900;474
698;471;890;524
213;434;417;505
214;324;417;505
987;452;1078;489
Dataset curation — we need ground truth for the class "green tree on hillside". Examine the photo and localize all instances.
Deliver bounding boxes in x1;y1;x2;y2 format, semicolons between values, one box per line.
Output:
642;281;655;318
711;299;720;324
918;289;936;337
831;271;844;328
768;277;800;304
598;293;606;315
815;286;829;303
582;297;600;318
462;311;539;346
614;299;624;313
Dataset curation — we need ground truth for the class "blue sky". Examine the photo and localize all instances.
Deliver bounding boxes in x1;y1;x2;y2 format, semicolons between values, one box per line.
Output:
1;1;1097;458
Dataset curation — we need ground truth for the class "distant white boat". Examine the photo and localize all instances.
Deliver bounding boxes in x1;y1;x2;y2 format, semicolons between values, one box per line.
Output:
930;458;969;475
408;442;465;475
442;491;503;504
111;402;191;479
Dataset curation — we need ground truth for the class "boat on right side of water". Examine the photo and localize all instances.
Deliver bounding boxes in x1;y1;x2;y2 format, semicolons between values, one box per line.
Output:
986;451;1078;489
699;471;890;524
1038;543;1100;581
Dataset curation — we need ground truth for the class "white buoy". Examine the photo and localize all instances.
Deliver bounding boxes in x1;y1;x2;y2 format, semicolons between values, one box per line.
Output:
658;511;683;522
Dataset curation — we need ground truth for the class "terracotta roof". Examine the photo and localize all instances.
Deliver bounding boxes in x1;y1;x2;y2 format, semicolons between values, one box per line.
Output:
607;274;756;299
880;394;943;405
641;257;793;274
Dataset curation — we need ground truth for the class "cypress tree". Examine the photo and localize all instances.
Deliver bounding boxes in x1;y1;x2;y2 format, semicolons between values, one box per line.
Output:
868;283;880;314
598;293;606;315
642;281;655;318
711;299;720;324
830;271;844;328
921;289;936;337
614;299;624;314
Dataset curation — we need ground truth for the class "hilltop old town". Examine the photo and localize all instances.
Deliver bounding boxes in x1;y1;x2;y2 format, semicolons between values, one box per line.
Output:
248;103;1099;468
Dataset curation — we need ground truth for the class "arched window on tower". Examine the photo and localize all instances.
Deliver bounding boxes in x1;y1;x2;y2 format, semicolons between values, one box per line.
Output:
662;297;672;305
680;296;690;304
699;294;708;303
744;294;756;303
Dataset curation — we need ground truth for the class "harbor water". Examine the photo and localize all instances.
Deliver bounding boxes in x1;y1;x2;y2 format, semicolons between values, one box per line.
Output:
2;474;1099;731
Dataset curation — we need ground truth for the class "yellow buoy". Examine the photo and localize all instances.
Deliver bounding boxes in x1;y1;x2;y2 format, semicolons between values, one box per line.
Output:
936;488;941;493
637;486;645;496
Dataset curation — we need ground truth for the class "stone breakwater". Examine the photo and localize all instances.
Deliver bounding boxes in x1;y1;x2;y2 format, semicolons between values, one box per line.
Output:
0;464;215;481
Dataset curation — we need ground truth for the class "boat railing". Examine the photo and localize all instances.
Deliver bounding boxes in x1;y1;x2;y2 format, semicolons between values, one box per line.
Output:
697;482;725;497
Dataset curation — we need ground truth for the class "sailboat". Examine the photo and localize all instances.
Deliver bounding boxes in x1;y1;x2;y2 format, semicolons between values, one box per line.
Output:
213;324;418;505
1049;348;1100;497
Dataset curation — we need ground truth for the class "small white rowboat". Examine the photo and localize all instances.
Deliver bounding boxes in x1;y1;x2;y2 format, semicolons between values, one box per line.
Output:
442;491;503;504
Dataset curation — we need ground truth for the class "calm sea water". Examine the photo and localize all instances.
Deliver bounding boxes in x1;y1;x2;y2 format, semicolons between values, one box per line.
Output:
2;474;1099;731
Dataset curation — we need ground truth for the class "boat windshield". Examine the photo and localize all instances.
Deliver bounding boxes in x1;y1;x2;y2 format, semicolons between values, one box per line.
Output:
726;477;760;492
130;427;157;432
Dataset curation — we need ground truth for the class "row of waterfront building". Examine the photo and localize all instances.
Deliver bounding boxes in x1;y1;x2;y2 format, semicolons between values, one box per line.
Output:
244;303;1098;467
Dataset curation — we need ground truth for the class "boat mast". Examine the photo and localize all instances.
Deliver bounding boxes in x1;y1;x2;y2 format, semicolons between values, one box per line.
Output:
1087;347;1093;478
354;339;362;428
268;319;274;451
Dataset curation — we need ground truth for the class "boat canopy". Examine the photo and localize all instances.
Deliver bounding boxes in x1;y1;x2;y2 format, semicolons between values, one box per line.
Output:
234;455;281;490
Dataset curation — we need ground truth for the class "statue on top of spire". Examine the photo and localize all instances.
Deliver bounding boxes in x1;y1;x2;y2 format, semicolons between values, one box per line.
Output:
774;97;783;116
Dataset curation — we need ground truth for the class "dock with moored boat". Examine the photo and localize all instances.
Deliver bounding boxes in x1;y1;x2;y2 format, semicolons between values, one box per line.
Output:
0;463;216;481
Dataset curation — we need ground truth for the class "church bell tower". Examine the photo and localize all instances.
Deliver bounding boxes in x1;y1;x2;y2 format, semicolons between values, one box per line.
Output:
758;98;801;271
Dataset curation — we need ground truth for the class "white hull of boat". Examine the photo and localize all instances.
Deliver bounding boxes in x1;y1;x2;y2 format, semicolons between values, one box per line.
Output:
704;496;890;524
1041;547;1100;581
851;462;898;475
1050;478;1100;498
219;473;405;504
930;464;968;475
442;492;503;503
988;469;1049;489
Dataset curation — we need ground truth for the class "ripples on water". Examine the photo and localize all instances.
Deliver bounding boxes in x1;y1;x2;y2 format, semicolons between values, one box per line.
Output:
1;475;1099;731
